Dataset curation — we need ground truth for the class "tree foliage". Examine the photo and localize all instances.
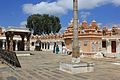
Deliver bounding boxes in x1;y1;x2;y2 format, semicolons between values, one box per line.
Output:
26;14;61;35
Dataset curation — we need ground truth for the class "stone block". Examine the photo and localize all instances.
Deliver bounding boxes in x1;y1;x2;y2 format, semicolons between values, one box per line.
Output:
59;62;94;74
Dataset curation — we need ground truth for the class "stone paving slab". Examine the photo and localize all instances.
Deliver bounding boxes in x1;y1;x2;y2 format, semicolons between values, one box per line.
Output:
0;51;120;80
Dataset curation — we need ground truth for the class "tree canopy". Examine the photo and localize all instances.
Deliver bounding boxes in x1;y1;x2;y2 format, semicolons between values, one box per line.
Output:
26;14;61;35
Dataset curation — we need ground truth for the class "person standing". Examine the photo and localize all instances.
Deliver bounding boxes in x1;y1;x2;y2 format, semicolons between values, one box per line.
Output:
53;43;56;53
56;45;59;54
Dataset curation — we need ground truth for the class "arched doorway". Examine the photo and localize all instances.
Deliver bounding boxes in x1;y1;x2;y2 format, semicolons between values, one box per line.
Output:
35;40;42;51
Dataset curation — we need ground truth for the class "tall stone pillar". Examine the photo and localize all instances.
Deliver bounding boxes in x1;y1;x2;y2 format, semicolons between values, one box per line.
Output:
9;32;14;51
107;40;111;54
72;0;80;63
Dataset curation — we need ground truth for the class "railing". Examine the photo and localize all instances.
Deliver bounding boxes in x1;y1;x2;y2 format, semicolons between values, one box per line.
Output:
0;49;21;68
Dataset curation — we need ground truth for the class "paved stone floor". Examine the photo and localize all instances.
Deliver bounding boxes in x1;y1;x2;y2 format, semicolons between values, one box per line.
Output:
0;51;120;80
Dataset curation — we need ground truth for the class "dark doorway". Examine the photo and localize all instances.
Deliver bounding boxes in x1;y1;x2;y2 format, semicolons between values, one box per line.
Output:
111;41;116;53
42;43;44;49
18;41;24;51
102;41;106;48
13;41;16;51
48;42;50;49
45;43;47;49
0;40;2;49
35;40;42;51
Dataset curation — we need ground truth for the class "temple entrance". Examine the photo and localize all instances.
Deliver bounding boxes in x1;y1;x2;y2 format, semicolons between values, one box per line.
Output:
13;41;16;51
35;40;41;51
111;41;116;53
47;42;50;49
0;40;3;49
18;41;24;51
42;43;44;49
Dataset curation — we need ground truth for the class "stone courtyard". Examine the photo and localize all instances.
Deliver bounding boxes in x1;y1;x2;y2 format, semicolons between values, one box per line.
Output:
0;51;120;80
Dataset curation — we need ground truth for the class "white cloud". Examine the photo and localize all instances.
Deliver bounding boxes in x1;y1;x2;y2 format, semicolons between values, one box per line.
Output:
23;0;110;15
80;11;91;20
97;23;103;26
112;0;120;6
23;0;120;15
23;2;66;15
78;0;110;10
20;21;27;26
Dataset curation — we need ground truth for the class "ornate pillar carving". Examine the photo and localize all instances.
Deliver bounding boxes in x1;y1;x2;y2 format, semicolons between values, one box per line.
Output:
26;33;31;51
5;32;9;51
6;37;9;51
20;35;25;51
9;32;14;51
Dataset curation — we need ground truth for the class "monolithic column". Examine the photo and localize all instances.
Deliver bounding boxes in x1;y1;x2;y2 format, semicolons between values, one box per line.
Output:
72;0;80;63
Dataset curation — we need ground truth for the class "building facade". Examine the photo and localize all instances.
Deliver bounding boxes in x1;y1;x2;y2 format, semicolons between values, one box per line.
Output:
0;20;120;57
63;19;102;55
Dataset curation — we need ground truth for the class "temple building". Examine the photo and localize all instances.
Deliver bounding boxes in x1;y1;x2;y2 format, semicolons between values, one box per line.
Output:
0;19;120;57
102;26;120;57
64;19;102;55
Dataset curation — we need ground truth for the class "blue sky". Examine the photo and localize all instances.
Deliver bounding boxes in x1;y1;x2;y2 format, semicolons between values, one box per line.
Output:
0;0;120;32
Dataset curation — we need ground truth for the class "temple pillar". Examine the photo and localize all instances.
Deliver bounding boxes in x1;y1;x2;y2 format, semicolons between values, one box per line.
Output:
107;40;111;53
21;35;25;51
5;32;9;51
116;39;120;53
49;42;52;50
98;41;102;52
44;43;45;49
2;40;5;50
9;32;14;51
15;40;18;51
24;41;26;51
40;42;41;49
26;33;31;51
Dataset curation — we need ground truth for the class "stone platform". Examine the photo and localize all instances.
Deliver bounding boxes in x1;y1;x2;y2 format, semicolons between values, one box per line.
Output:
59;62;94;74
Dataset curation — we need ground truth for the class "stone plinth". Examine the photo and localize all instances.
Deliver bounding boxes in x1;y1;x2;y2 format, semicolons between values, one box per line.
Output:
59;62;94;74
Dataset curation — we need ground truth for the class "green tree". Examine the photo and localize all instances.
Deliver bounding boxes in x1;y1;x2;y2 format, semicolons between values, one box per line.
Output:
26;14;61;35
